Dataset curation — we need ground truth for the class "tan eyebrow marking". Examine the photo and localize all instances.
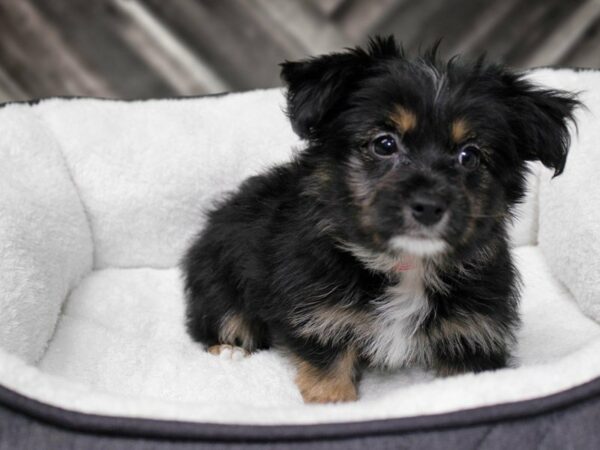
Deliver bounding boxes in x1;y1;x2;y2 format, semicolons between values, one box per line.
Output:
391;105;417;133
451;118;471;143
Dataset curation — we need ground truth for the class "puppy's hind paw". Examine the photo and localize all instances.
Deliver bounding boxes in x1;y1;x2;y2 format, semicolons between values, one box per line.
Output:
207;344;249;361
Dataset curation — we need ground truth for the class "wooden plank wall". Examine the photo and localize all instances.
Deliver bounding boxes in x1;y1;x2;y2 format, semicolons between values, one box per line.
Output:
0;0;599;102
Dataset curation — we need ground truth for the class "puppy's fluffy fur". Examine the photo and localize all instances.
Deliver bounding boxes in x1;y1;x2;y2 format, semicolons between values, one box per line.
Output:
182;36;579;403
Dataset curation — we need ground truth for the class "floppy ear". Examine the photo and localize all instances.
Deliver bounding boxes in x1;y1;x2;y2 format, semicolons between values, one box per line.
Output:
280;36;402;140
503;74;580;176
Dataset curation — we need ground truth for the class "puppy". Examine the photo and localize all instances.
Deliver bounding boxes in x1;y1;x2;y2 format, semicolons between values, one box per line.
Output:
182;36;579;403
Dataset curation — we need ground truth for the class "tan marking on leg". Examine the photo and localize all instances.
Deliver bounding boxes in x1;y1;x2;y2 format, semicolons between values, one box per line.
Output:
451;118;470;143
219;313;255;351
294;348;358;403
391;105;417;133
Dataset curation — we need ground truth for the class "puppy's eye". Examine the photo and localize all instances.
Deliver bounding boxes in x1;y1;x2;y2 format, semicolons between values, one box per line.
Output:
370;134;398;157
457;144;480;170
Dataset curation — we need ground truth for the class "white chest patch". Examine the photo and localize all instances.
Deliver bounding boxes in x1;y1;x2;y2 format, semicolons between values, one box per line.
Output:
366;260;432;369
342;243;445;369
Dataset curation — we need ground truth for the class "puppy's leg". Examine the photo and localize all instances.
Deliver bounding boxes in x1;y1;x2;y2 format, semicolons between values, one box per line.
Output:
207;312;267;359
293;347;359;403
433;344;509;377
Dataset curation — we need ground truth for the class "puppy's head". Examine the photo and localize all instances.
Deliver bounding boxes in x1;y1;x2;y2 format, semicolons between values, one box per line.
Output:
282;36;579;261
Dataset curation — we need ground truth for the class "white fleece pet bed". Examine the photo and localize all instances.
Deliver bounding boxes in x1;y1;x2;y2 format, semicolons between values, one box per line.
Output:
1;69;599;444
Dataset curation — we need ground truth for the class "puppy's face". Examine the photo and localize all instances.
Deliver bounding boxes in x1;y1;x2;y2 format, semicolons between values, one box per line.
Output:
282;37;578;260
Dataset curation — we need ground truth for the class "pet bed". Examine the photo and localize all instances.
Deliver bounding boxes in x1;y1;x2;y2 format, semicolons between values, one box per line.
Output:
0;68;599;449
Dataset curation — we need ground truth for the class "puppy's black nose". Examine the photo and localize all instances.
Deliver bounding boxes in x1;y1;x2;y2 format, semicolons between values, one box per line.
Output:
410;197;447;226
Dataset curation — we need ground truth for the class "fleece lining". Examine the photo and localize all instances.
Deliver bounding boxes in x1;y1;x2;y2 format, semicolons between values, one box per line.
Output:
0;68;598;425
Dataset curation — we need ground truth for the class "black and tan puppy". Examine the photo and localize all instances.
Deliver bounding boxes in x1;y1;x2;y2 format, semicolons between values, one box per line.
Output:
182;36;578;403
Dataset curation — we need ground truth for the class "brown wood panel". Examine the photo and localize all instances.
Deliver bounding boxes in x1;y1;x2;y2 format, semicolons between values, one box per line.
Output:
448;0;520;56
560;15;600;68
504;0;588;67
248;0;348;56
142;0;297;90
0;0;114;98
308;0;349;18
110;0;229;94
453;0;567;64
374;0;450;51
396;0;512;56
0;66;28;102
525;0;600;68
334;0;403;40
28;0;177;98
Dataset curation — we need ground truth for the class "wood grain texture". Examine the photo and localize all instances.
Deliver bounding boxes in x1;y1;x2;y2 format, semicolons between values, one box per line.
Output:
0;0;115;98
0;0;598;101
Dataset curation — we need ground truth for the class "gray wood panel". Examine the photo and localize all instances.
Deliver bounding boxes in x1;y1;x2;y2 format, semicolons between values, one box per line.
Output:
28;0;174;98
0;0;598;101
0;0;115;98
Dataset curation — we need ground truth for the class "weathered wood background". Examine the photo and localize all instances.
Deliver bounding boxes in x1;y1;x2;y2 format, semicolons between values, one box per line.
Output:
0;0;599;102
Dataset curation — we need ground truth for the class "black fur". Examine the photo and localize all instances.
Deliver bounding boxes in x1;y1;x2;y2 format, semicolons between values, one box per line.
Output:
182;36;579;402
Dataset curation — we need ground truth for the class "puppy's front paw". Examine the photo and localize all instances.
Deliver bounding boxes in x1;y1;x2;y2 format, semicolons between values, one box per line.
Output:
207;344;249;361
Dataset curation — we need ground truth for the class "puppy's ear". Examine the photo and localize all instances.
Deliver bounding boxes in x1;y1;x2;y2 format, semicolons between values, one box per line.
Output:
280;36;402;140
503;73;580;176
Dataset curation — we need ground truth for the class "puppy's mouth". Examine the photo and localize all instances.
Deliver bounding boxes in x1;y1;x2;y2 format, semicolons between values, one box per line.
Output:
386;206;450;257
388;235;447;256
